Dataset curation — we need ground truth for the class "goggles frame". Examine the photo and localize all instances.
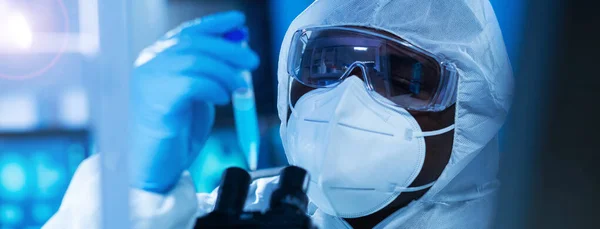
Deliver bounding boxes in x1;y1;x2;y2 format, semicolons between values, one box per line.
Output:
287;26;458;112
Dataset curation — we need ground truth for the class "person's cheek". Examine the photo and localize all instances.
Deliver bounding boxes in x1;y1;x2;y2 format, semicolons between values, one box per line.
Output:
408;109;442;131
422;131;454;177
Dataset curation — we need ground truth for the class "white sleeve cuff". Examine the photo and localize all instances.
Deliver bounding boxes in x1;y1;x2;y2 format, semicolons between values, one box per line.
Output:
43;155;199;229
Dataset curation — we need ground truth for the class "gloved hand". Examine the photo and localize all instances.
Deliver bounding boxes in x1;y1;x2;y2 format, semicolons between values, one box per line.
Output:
130;11;260;193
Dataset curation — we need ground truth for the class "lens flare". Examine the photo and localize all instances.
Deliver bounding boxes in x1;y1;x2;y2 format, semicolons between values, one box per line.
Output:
0;11;33;49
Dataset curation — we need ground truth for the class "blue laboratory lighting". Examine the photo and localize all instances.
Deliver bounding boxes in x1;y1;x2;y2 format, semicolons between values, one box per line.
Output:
0;204;24;225
188;130;248;193
32;203;53;223
0;153;29;200
67;144;86;175
32;152;66;199
0;131;89;227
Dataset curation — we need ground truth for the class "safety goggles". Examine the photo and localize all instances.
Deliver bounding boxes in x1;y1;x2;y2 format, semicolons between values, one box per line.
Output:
287;26;458;112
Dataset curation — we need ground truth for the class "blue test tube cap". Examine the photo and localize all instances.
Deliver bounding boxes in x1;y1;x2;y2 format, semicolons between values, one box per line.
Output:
224;28;248;43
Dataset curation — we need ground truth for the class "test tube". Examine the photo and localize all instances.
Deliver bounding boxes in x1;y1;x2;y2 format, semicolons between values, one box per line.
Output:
225;29;260;171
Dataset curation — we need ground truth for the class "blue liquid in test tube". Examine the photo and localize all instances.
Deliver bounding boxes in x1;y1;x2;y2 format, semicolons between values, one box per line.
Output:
225;29;260;170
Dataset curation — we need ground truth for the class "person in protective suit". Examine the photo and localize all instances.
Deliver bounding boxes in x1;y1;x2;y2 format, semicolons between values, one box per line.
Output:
43;0;513;228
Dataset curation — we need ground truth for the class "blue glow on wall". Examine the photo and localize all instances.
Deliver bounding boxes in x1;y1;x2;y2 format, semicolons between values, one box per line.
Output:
188;130;249;193
0;131;89;228
31;204;53;224
0;153;29;200
489;0;526;65
0;204;24;226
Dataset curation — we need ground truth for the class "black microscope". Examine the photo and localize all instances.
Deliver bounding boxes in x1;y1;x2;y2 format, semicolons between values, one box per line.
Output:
194;166;318;229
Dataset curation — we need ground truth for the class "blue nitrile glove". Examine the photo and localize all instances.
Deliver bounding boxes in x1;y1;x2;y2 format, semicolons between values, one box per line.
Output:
130;11;260;193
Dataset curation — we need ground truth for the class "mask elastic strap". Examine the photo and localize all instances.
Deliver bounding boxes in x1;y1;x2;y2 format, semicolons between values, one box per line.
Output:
288;95;298;117
412;124;455;138
288;86;299;118
392;181;435;193
327;181;436;193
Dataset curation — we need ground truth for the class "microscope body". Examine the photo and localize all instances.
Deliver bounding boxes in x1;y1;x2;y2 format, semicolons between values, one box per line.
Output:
194;166;317;229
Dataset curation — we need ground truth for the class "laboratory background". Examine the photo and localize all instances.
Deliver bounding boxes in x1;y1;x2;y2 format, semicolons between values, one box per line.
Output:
0;0;597;228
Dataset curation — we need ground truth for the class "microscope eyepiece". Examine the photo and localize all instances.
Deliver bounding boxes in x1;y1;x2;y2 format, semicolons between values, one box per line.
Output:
213;167;251;216
195;166;316;229
269;166;310;212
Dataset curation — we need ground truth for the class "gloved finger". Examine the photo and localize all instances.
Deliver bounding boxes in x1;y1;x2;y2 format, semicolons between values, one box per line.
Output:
184;54;248;91
166;36;260;70
185;76;232;105
148;74;230;105
187;101;215;166
165;11;246;39
143;53;248;91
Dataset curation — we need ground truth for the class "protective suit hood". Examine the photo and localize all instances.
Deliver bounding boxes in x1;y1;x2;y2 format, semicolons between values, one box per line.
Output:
277;0;513;227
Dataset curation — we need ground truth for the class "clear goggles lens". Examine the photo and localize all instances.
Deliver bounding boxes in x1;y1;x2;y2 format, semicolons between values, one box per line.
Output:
287;26;458;112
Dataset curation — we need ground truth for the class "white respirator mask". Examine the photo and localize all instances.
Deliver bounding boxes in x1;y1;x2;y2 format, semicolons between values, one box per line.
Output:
285;76;455;218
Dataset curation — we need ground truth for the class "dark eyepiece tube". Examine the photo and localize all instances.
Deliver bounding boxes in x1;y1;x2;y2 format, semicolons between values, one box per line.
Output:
279;166;309;191
213;167;251;216
270;166;310;211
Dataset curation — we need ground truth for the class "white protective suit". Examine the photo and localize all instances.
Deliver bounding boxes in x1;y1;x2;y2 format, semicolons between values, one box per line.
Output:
43;0;513;228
